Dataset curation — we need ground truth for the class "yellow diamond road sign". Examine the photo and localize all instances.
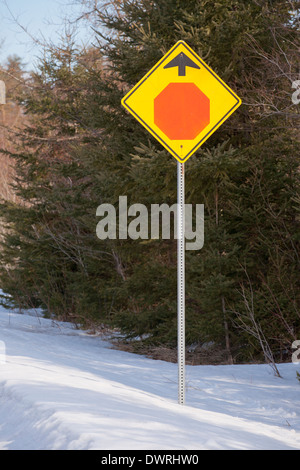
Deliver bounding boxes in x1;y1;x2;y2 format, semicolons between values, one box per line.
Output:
121;41;242;163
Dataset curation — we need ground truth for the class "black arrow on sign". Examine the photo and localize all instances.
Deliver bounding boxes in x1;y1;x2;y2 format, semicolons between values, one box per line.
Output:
164;52;200;76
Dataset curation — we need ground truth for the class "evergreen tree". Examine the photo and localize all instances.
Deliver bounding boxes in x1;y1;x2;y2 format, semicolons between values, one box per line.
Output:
90;0;300;360
0;41;122;324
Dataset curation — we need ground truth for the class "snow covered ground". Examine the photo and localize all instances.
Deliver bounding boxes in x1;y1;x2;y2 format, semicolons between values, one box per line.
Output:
0;302;299;451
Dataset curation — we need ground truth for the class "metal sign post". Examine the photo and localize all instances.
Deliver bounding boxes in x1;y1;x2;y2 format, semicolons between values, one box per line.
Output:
177;162;185;405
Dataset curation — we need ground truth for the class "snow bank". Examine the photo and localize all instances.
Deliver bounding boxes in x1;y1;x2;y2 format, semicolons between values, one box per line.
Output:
0;305;299;450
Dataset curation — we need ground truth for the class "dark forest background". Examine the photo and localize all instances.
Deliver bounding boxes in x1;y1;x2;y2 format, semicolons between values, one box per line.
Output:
0;0;299;365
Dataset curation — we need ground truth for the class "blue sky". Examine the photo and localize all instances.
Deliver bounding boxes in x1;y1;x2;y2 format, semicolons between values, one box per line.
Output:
0;0;91;70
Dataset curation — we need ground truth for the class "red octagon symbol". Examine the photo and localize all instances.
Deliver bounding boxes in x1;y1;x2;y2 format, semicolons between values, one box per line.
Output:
154;83;210;140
